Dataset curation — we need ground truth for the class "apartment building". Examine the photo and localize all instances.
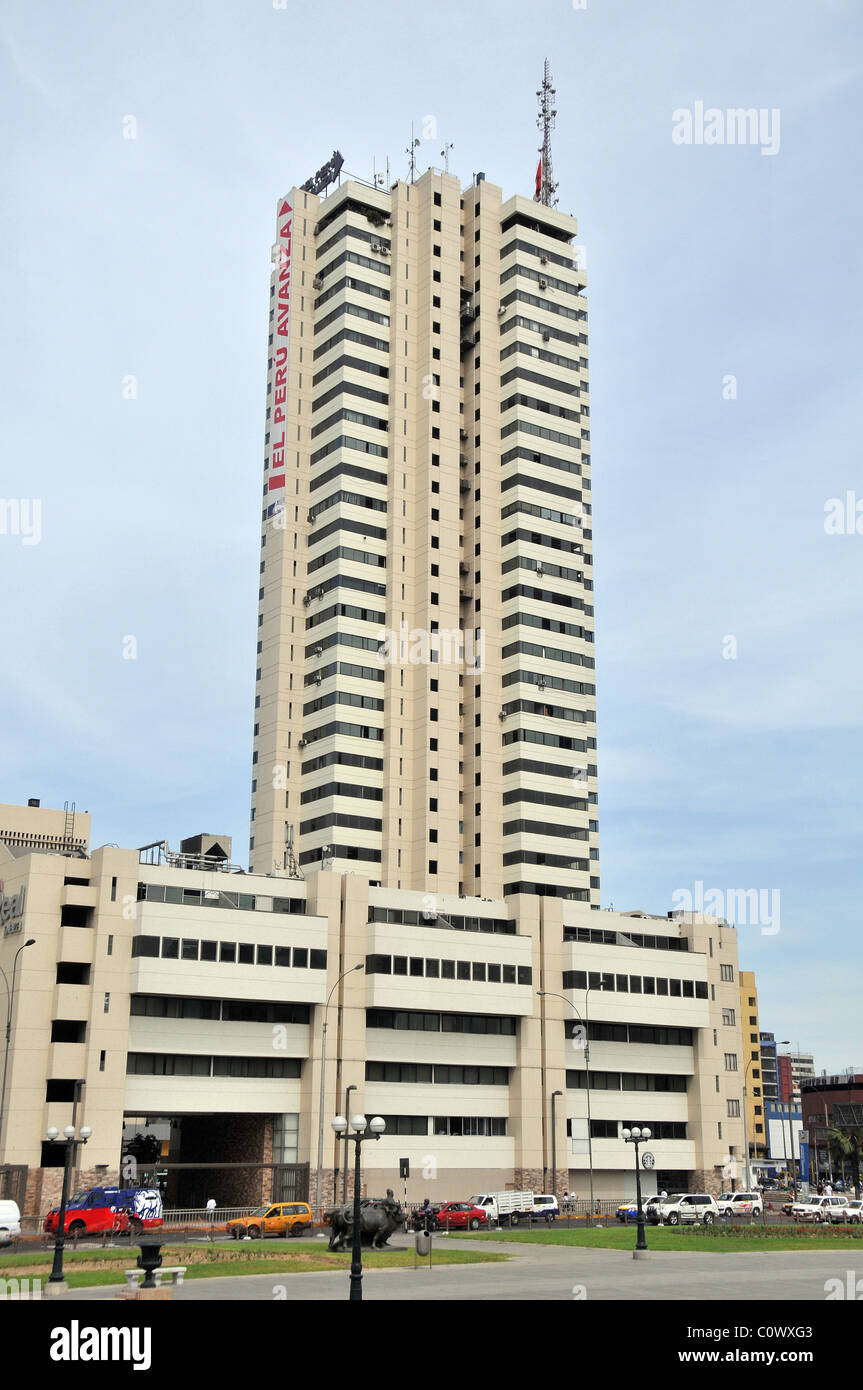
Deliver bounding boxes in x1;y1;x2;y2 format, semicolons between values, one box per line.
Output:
738;970;767;1159
779;1050;815;1103
0;819;744;1213
250;165;598;907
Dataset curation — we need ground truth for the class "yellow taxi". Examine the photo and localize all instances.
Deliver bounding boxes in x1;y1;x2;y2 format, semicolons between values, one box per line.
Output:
226;1201;312;1239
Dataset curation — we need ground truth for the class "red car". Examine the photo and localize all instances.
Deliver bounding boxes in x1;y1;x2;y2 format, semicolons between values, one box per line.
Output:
433;1202;487;1231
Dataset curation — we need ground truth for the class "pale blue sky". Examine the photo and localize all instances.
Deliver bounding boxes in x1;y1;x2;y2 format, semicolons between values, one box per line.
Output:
1;0;861;1069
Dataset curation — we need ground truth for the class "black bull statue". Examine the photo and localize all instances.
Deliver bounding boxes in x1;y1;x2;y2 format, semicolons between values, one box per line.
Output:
325;1190;405;1251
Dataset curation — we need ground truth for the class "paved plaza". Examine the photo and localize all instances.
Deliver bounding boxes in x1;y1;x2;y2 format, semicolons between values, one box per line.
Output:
61;1236;856;1302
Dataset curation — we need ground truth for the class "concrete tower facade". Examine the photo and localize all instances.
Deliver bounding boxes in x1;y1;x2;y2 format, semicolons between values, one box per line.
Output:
250;166;597;908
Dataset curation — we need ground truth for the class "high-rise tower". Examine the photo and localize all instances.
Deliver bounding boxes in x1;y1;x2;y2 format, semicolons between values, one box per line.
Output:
250;155;598;906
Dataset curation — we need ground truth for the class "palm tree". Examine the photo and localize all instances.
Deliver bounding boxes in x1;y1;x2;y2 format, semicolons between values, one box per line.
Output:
827;1126;863;1192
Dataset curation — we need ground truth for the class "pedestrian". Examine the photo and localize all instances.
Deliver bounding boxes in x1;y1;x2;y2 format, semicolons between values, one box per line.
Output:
824;1181;833;1197
205;1195;217;1227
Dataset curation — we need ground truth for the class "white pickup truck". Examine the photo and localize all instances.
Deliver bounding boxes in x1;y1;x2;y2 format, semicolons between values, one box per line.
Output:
469;1191;536;1228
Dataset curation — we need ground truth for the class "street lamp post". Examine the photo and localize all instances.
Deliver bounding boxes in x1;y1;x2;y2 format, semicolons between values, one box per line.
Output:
45;1119;92;1293
331;1113;385;1301
742;1054;759;1191
0;937;36;1157
538;987;601;1226
550;1090;562;1208
314;964;364;1223
622;1126;652;1255
342;1084;357;1203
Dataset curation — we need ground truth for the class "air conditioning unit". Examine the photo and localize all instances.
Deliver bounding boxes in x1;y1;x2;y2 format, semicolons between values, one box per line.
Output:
540;255;548;266
307;511;314;522
542;330;551;342
459;428;469;440
314;645;323;657
303;594;312;606
498;709;506;721
370;243;382;254
297;738;307;748
497;304;506;316
313;273;324;289
538;279;548;291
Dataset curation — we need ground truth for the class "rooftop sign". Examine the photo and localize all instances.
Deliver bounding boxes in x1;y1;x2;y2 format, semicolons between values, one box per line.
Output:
300;150;344;196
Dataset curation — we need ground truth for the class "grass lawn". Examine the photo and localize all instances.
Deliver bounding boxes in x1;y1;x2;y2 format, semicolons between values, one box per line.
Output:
0;1239;507;1288
456;1225;863;1254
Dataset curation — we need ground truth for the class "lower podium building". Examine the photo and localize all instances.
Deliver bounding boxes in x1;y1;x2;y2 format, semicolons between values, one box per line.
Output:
0;812;745;1216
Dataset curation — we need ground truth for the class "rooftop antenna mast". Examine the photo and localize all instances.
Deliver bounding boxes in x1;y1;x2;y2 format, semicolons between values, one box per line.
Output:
536;58;559;208
284;824;303;879
406;124;420;183
440;142;453;174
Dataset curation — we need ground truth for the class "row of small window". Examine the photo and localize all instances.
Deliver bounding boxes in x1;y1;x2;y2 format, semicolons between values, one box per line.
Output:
129;994;310;1024
366;1008;517;1036
365;1062;510;1086
503;883;593;901
136;883;308;916
365;954;532;985
563;971;708;999
367;907;515;935
125;1053;302;1078
567;1119;688;1141
130;935;327;969
566;1071;688;1092
372;1115;508;1137
562;927;688;953
565;1021;695;1048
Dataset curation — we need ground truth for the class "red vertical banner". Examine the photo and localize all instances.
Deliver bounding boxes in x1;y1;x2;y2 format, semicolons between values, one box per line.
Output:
268;198;294;483
535;159;542;198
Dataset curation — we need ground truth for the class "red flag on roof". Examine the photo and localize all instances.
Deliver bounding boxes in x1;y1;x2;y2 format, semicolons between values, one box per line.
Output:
535;159;542;198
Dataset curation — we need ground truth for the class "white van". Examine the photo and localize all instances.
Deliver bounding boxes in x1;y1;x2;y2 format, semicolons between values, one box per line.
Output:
0;1200;21;1244
532;1194;560;1221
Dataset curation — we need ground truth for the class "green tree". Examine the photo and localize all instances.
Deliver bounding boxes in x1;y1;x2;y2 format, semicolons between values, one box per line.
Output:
826;1126;863;1191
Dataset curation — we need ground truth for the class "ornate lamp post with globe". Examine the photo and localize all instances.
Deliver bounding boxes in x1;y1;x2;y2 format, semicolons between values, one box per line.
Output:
622;1126;653;1257
331;1113;385;1302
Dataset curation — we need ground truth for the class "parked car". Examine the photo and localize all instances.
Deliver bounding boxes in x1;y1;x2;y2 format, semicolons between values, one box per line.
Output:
716;1192;764;1218
0;1200;21;1245
646;1193;719;1226
787;1196;818;1218
799;1195;849;1224
433;1202;488;1231
531;1194;559;1221
227;1202;312;1239
616;1195;663;1223
829;1199;863;1225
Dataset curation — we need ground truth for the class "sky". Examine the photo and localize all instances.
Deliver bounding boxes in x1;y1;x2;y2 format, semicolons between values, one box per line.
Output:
1;0;861;1071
